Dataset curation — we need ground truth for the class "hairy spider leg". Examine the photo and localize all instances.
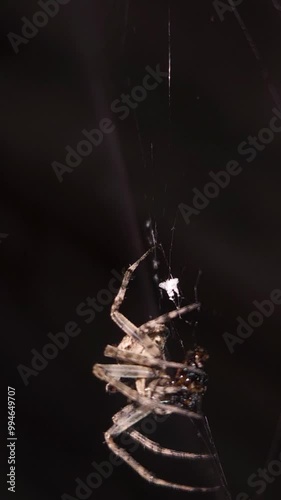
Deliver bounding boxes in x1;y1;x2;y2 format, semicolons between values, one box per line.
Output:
93;363;169;380
138;302;201;335
111;247;161;357
93;363;202;420
104;431;220;493
109;404;210;460
110;403;152;435
127;430;210;459
104;345;204;375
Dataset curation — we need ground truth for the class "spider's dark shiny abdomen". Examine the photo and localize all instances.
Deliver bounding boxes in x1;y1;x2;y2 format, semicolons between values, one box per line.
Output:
170;368;208;412
168;346;209;413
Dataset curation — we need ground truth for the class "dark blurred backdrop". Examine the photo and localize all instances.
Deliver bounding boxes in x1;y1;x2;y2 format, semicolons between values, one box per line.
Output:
1;1;281;499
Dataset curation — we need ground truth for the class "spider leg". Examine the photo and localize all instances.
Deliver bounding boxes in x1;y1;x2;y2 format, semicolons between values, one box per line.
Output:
93;363;161;412
94;363;168;380
104;345;204;375
110;403;152;435
127;429;210;459
111;312;160;356
110;248;160;356
111;247;155;317
104;431;220;492
93;363;158;410
138;302;201;335
152;385;184;396
110;403;210;461
93;363;202;420
112;403;138;423
106;406;215;488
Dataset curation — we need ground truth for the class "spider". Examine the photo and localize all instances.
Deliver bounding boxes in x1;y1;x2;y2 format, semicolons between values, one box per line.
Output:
93;247;220;493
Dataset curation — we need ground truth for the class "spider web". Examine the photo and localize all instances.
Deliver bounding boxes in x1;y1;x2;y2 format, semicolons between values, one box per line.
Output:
120;2;232;498
145;226;232;500
118;2;281;498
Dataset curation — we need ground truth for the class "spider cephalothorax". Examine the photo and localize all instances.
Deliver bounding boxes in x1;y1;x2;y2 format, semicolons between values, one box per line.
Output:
93;247;220;493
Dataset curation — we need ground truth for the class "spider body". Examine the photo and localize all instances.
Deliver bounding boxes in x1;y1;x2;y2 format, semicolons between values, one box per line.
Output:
168;348;209;412
93;247;220;493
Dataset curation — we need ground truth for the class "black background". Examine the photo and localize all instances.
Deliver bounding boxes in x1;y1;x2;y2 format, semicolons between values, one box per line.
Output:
1;1;281;499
